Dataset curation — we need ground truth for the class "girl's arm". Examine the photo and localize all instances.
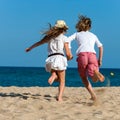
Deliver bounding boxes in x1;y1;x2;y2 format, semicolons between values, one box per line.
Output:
26;40;46;52
64;43;73;60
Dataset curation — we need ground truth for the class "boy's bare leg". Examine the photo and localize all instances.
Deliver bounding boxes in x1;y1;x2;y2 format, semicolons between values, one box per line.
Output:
81;76;97;101
92;70;105;82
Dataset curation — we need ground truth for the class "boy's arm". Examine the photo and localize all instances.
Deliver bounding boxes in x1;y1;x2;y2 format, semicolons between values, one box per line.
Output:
98;46;103;66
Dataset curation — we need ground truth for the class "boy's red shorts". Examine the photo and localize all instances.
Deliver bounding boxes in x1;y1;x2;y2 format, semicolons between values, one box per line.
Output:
77;52;99;78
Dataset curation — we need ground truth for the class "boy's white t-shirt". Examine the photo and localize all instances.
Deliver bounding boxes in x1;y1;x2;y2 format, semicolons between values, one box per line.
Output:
66;31;103;55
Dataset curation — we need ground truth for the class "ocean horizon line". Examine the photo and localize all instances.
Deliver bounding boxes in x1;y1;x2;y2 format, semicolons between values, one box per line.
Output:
0;66;119;70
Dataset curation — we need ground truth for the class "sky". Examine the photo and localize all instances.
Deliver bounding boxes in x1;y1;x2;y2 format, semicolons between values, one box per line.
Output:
0;0;120;68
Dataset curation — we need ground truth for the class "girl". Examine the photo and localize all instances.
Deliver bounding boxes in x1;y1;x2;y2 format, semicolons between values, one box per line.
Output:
26;20;73;101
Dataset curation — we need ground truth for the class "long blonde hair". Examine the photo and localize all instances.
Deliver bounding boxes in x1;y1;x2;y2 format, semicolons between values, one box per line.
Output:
40;24;68;43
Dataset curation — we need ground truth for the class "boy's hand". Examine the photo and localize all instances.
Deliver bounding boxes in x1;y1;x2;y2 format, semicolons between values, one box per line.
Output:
98;59;102;66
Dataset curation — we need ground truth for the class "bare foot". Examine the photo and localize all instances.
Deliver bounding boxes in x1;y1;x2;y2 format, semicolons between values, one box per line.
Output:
90;96;97;101
95;70;105;82
92;70;105;82
57;97;63;102
48;74;58;85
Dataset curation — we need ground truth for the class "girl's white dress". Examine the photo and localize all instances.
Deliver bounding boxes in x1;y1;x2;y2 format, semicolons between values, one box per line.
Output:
45;34;68;72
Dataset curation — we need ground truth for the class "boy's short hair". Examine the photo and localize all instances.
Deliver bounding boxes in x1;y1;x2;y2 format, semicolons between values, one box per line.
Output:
76;15;91;32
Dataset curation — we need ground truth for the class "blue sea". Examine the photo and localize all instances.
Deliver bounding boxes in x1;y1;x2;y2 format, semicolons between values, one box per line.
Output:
0;66;120;87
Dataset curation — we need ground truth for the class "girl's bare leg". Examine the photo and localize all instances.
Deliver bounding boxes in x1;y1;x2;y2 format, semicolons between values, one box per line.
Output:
48;70;58;85
81;76;97;100
56;70;65;102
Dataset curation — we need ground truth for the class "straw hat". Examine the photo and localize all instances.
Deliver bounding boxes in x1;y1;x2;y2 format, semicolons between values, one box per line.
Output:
55;20;68;28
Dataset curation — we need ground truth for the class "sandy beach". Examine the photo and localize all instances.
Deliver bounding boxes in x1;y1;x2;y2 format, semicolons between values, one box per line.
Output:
0;87;120;120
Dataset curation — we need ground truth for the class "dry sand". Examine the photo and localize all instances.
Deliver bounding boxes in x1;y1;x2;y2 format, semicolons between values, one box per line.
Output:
0;86;120;120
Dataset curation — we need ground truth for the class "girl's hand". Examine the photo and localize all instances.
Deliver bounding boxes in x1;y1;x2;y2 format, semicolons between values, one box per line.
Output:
67;55;73;61
25;48;31;52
